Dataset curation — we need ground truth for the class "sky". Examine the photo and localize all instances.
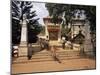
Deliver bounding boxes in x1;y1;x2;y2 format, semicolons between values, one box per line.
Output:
32;2;49;25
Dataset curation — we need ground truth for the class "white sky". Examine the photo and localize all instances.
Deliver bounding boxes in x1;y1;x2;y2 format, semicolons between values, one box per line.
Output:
32;2;49;25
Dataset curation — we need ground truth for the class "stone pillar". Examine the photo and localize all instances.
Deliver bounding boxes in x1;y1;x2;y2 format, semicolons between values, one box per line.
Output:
84;22;93;55
58;24;62;42
45;24;49;39
19;15;28;56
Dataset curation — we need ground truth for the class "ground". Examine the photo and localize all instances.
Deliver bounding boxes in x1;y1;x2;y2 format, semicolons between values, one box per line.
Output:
12;58;95;74
12;47;96;74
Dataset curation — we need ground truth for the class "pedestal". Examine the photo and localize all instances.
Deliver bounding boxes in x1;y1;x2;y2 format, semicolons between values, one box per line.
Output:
19;42;28;56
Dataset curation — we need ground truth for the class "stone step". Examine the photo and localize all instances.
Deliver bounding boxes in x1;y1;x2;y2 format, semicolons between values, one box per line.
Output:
32;50;80;56
12;50;80;64
12;56;80;64
31;53;79;58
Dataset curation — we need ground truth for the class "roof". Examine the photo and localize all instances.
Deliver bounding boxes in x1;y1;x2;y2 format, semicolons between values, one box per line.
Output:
43;16;62;21
72;31;85;44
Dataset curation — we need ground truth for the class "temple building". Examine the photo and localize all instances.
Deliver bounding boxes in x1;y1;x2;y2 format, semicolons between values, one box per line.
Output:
71;19;85;38
42;16;93;55
71;17;93;55
43;16;62;41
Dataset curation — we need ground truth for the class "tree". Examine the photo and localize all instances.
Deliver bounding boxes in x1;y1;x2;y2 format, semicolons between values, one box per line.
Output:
46;3;96;32
45;4;72;25
12;1;42;44
28;20;42;43
45;3;96;37
12;18;21;44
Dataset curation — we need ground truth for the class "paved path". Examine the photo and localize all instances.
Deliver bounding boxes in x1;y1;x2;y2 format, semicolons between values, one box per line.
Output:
12;58;95;74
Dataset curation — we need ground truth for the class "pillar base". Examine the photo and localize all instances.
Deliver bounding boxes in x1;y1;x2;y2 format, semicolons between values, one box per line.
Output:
19;42;28;56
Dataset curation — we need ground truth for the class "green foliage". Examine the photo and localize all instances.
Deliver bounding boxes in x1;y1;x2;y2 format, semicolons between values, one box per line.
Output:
45;3;96;32
12;18;21;44
12;1;42;44
45;3;72;25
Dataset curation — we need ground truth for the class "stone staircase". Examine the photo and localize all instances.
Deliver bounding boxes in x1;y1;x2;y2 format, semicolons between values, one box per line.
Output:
12;49;81;64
